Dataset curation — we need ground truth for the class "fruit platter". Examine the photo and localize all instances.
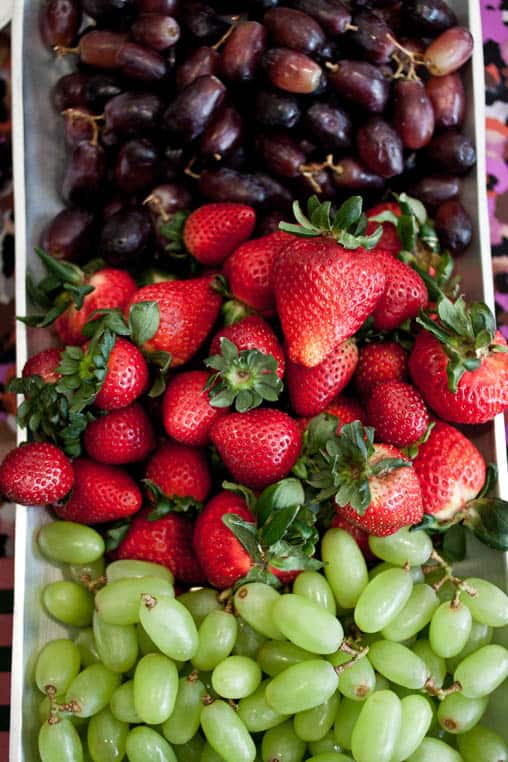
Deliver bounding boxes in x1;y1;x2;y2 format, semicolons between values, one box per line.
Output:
7;0;508;760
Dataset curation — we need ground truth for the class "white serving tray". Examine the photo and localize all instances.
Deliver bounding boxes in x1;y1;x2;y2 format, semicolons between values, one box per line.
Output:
9;0;508;758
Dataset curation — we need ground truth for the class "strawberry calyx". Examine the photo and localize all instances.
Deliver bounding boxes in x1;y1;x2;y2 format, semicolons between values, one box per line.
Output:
204;337;283;413
293;412;341;480
416;295;508;393
105;519;132;552
143;478;203;521
279;195;383;251
211;275;254;326
370;192;440;257
157;210;189;257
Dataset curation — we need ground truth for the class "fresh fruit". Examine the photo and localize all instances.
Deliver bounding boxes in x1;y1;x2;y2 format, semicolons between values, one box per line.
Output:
372;252;428;331
183;202;256;266
366;380;430;448
0;442;74;506
94;337;149;410
144;441;211;513
297;394;367;436
330;514;374;562
354;341;408;400
366;201;402;255
209;316;285;380
22;348;62;384
162;370;228;447
83;403;156;464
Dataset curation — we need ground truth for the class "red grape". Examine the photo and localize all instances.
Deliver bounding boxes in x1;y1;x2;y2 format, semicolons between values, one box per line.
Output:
163;75;226;142
402;0;457;35
356;118;404;178
327;60;390;113
304;103;352;151
138;0;179;14
393;79;435;150
220;21;267;81
176;47;220;91
426;73;466;129
199;106;243;160
292;0;352;36
131;14;180;51
104;92;163;137
79;30;127;69
100;208;154;267
199;168;267;205
253;173;293;210
263;48;323;94
425;26;474;76
434;199;473;254
182;2;231;43
144;183;191;223
331;156;386;191
255;90;301;129
62;143;107;206
41;208;97;262
257;133;307;179
115;139;160;193
407;175;460;208
52;73;89;111
349;11;396;65
81;0;137;28
264;7;326;54
425;130;476;174
62;108;101;147
116;42;168;82
40;0;81;49
83;74;123;111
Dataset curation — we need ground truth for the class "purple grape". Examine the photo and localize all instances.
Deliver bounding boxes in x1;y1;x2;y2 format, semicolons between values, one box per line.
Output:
144;183;191;223
41;208;97;262
357;117;404;178
176;47;220;91
434;199;473;254
220;21;267;81
264;7;326;54
138;0;178;13
62;143;107;206
199;168;266;205
402;0;457;35
181;2;231;43
52;73;89;112
425;130;476;174
292;0;352;36
83;74;123;111
257;133;307;179
304;103;352;151
100;207;154;267
349;11;396;65
263;48;323;94
393;79;435;150
131;14;180;51
40;0;81;49
426;73;466;129
81;0;137;28
407;175;460;208
116;42;168;82
199;106;243;161
327;60;390;113
163;75;226;143
115;139;160;194
255;90;301;129
332;156;386;190
104;92;163;137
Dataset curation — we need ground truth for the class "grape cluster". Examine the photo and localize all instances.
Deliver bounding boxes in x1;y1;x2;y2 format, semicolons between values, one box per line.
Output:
36;520;508;762
41;0;476;269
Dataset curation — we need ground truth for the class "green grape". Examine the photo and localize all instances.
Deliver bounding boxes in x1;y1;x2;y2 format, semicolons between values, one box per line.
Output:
238;679;289;732
95;576;174;625
412;639;446;689
234;584;284;640
265;659;339;715
354;568;413;633
257;641;314;677
261;719;306;762
381;584;439;642
293;571;337;615
69;558;105;586
125;726;177;762
293;692;339;742
460;578;508;628
136;621;161;655
322;529;368;609
333;697;362;750
368;641;428;690
35;639;81;696
74;629;100;667
173;734;206;762
306;755;353;762
392;694;433;762
39;694;62;725
42;581;94;627
308;732;344;756
192;610;238;671
457;724;508;762
65;663;121;718
369;528;432;567
406;737;463;761
200;742;227;762
106;559;174;584
39;695;87;730
329;651;375;701
92;612;138;673
201;699;256;762
39;521;105;565
109;680;142;724
374;673;391;691
233;617;266;658
454;644;508;698
370;562;424;584
39;718;84;762
446;621;493;674
87;706;128;762
351;690;402;762
133;653;179;724
211;655;262;699
178;588;222;626
429;601;472;658
162;674;205;744
272;593;343;655
139;594;199;661
437;692;488;734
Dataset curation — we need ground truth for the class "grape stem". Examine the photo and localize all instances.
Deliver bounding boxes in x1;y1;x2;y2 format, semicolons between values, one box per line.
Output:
388;35;426;81
334;642;370;674
53;45;80;57
424;549;478;599
424;677;463;701
61;109;104;147
141;593;157;609
344;23;359;32
79;573;107;592
299;154;343;194
184;157;201;180
143;193;170;222
212;16;240;51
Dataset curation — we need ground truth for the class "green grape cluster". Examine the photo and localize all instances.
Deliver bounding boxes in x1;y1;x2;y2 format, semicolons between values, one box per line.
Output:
35;523;508;762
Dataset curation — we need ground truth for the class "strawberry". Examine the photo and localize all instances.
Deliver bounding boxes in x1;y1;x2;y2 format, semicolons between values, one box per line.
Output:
409;296;508;424
223;231;293;313
210;409;302;490
0;442;74;506
354;341;408;400
115;508;205;585
55;457;142;523
330;514;375;561
83;403;156;464
297;395;367;435
144;441;212;511
162;370;229;447
126;275;222;366
366;380;430;448
22;349;62;384
309;421;423;536
209;316;285;379
366;201;402;255
274;197;385;367
183;202;256;266
94;337;149;410
287;339;358;417
371;252;428;331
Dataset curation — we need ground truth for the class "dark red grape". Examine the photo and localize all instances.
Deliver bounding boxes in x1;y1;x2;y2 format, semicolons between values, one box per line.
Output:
40;0;81;49
393;79;435;150
425;26;473;76
292;0;352;36
304;103;352;151
425;130;476;175
116;42;168;82
138;0;179;14
62;143;107;206
176;47;220;91
100;208;154;267
181;3;231;43
81;0;137;28
264;7;325;54
434;199;473;254
220;22;267;81
349;11;396;65
144;183;191;222
402;0;456;35
104;92;163;137
199;168;266;205
298;166;336;198
407;175;460;208
199;106;243;160
52;73;89;111
102;195;129;220
257;133;306;179
163;75;226;142
79;30;127;69
83;74;123;112
41;208;96;262
62;108;101;147
256;211;286;237
249;0;279;10
331;157;386;191
263;48;323;94
327;60;390;113
162;147;189;181
255;90;301;129
357;117;404;178
252;173;293;209
131;14;180;51
426;74;466;129
115;139;160;193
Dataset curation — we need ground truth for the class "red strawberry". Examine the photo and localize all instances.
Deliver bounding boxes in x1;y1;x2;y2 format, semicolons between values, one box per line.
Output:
162;370;229;447
287;339;359;417
412;421;486;521
145;441;212;505
126;275;222;366
330;514;375;561
116;508;205;585
0;442;74;506
223;231;294;313
84;403;156;464
297;395;367;435
56;457;142;523
366;201;402;255
94;337;149;410
209;315;285;379
366;380;430;448
210;409;302;490
354;341;408;400
193;491;255;589
372;252;428;331
183;202;256;266
22;348;62;384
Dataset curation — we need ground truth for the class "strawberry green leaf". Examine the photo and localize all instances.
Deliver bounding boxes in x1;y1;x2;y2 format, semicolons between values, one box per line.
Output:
145;350;172;398
143;479;202;520
477;463;498;499
268;544;322;572
221;513;262;564
128;301;160;346
260;505;300;547
82;309;130;338
236;566;280;588
397;193;427;226
441;523;466;562
256;478;306;526
34;247;85;287
159;210;190;256
333;196;363;230
463;498;508;552
369;458;411;477
222;481;257;511
369;210;400;226
105;521;131;552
